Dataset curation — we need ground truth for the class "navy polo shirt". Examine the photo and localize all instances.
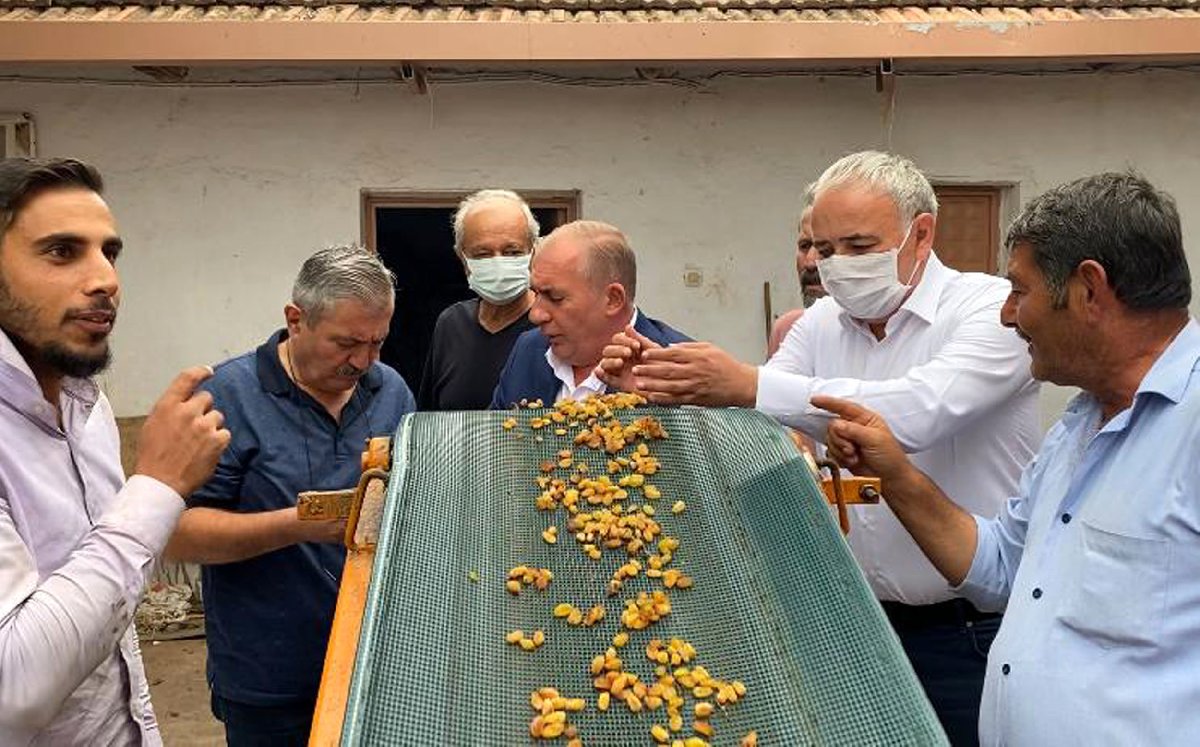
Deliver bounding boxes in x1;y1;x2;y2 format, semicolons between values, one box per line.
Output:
188;329;414;707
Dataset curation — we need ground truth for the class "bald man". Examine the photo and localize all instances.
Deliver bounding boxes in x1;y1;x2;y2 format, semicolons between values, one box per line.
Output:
489;220;689;408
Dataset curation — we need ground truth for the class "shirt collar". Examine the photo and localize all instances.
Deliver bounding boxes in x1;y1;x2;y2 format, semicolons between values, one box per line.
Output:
0;327;100;416
543;308;638;391
897;252;952;325
255;328;383;397
1131;318;1200;405
1059;317;1200;431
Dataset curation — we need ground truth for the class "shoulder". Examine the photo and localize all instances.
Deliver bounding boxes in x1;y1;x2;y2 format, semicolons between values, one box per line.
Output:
434;299;479;330
636;313;691;344
372;361;416;407
203;349;259;394
939;267;1012;311
768;308;804;356
771;308;804;338
510;327;551;358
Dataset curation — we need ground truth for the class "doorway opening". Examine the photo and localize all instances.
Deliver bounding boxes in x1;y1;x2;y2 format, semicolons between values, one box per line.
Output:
361;190;580;393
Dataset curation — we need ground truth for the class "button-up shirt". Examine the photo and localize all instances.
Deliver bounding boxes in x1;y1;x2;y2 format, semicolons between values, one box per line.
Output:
189;329;415;706
757;254;1041;604
0;329;180;746
959;318;1200;745
546;309;638;404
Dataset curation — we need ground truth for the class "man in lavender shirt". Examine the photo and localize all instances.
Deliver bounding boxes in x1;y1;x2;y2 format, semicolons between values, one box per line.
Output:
0;158;229;745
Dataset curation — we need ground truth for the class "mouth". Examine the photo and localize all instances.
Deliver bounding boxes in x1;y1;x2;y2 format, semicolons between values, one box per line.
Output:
67;310;116;335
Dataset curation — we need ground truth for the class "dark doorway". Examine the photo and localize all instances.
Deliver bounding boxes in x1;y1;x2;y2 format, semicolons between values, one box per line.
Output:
363;191;580;394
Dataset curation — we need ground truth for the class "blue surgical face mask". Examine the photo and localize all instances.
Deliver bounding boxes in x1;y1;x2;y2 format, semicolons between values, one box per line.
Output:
817;221;920;320
465;255;531;304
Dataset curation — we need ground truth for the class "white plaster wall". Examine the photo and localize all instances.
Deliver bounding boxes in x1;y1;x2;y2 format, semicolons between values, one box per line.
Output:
3;69;1199;426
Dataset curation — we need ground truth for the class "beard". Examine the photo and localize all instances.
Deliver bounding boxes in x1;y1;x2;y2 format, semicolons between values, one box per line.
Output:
38;339;112;378
800;268;825;307
0;271;114;379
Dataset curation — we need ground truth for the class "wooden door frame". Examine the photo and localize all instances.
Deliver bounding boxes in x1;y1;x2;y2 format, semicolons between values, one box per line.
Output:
360;189;583;252
931;182;1016;275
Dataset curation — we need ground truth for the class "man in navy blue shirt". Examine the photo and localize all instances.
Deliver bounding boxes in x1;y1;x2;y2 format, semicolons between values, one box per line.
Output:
165;245;414;746
490;220;689;408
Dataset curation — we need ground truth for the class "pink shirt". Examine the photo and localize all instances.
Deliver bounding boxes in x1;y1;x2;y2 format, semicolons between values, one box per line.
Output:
0;328;182;746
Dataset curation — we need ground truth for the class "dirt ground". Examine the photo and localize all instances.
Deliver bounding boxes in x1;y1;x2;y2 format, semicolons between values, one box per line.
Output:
142;638;225;746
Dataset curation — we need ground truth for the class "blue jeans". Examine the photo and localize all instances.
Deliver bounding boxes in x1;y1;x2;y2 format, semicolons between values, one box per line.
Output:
210;692;315;747
883;599;1001;747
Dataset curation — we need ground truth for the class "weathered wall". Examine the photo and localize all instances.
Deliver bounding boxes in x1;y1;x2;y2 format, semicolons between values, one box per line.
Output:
4;69;1199;426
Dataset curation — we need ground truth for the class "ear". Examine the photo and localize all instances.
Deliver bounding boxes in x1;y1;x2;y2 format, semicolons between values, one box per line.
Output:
604;282;628;317
1071;260;1114;320
913;212;936;262
283;303;305;334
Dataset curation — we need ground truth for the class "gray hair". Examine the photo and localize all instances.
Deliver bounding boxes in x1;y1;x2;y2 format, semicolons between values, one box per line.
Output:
452;189;540;255
813;151;938;224
292;244;395;324
800;181;817;211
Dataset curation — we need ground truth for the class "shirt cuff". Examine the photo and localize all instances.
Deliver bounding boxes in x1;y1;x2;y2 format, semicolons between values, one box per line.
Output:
953;513;1006;612
755;366;828;429
100;475;186;555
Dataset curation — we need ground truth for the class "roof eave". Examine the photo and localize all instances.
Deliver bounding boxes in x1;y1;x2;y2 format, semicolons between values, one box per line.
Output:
1;13;1199;65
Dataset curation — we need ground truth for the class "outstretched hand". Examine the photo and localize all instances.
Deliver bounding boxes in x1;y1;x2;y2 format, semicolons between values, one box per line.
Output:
810;395;910;481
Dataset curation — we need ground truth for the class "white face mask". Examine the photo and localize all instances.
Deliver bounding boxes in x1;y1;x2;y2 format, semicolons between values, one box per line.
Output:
817;222;921;320
465;255;531;305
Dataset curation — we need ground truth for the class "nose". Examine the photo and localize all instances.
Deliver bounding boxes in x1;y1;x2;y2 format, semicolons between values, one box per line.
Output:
82;245;119;300
802;246;822;273
1000;292;1017;329
349;346;375;371
528;297;550;325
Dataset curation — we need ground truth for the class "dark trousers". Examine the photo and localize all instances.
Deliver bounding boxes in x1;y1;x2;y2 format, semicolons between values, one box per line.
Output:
211;692;316;747
883;599;1001;747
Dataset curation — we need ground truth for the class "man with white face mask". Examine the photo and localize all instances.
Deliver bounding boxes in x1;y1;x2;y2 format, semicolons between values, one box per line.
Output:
418;189;539;410
599;151;1039;744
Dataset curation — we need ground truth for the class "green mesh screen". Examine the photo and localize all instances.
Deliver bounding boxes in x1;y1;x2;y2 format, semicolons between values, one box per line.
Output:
341;407;946;746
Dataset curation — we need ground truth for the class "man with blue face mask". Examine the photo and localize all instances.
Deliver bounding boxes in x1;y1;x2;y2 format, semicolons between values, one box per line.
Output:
418;189;539;410
599;151;1040;745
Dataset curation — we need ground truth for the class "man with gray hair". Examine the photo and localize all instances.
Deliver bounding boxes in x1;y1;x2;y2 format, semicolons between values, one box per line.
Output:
166;244;415;745
419;189;539;410
600;151;1039;744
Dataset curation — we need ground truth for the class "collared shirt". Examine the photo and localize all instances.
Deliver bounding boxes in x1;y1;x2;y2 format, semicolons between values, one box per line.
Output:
189;329;414;706
545;309;638;404
0;329;180;746
959;318;1200;745
757;254;1041;604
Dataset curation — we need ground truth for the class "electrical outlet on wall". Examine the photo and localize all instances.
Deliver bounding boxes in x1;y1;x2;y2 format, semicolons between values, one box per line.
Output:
683;265;703;288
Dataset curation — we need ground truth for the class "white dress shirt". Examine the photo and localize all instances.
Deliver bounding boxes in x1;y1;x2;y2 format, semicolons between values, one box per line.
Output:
0;328;180;745
757;253;1041;605
546;309;638;404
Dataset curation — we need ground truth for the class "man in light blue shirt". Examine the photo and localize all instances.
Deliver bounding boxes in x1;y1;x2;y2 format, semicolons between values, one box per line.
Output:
815;171;1199;744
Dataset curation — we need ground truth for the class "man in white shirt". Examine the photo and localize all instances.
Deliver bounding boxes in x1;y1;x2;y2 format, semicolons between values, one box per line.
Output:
599;151;1040;744
0;156;229;745
490;220;689;408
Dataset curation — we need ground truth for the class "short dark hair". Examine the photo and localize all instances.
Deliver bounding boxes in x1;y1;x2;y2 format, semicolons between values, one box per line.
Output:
0;158;104;237
1006;172;1190;311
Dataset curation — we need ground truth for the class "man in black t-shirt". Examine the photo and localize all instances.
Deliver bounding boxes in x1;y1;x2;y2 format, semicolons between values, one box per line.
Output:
418;189;540;410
